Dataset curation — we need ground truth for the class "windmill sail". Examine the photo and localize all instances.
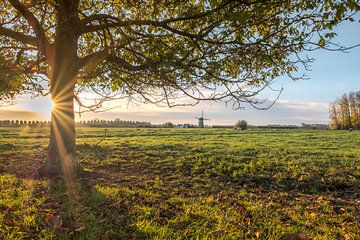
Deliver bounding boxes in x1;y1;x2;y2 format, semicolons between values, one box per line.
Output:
195;111;210;128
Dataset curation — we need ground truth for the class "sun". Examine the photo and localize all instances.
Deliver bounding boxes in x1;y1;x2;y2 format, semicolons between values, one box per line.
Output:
50;100;56;112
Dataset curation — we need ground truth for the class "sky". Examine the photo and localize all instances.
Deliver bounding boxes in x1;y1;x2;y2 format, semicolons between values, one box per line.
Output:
1;20;360;126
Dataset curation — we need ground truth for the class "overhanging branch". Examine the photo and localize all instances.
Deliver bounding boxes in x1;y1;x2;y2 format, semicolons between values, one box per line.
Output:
0;26;38;46
8;0;48;51
79;0;234;34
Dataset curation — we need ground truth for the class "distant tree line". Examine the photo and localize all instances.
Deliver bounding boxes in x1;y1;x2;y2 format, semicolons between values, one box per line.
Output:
77;118;152;128
162;122;174;128
256;124;299;129
0;118;152;128
0;120;50;127
301;123;329;130
329;91;360;130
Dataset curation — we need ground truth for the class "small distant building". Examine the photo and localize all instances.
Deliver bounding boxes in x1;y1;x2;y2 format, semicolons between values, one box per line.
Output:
176;123;192;128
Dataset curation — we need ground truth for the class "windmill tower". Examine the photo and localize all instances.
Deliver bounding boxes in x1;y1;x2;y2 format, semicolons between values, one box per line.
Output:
195;111;210;128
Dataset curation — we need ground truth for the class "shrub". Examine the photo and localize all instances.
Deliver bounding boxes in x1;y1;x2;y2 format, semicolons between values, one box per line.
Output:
163;122;174;128
234;120;248;130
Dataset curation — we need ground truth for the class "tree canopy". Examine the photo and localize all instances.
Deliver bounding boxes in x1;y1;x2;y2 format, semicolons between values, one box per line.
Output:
1;0;359;176
1;0;359;110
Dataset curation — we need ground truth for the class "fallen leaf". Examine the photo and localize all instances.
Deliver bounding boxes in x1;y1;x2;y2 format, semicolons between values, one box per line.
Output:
344;234;351;240
52;215;63;228
45;213;55;226
280;232;311;240
211;230;226;237
255;230;263;239
102;229;117;240
74;226;85;232
297;232;311;239
45;214;63;228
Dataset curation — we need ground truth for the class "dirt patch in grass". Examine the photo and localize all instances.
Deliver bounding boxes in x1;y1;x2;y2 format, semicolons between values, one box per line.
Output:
0;152;45;179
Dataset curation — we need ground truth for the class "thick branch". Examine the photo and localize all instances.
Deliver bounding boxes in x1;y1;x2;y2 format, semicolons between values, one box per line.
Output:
76;50;108;71
107;55;153;71
8;0;49;50
0;26;38;46
79;0;234;34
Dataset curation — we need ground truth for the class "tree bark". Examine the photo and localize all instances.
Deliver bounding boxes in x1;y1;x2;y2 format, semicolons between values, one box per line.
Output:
38;56;79;177
38;1;80;177
38;85;77;177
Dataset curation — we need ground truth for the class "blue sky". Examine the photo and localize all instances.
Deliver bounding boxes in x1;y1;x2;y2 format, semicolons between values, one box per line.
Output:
1;20;360;125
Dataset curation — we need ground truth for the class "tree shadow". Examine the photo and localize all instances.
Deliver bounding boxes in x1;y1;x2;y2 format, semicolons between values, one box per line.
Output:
77;143;113;160
76;141;359;200
47;174;148;240
1;137;358;239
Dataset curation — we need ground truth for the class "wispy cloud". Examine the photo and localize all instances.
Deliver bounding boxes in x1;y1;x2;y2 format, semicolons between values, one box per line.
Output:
276;99;329;111
0;109;44;121
78;99;330;125
1;95;330;125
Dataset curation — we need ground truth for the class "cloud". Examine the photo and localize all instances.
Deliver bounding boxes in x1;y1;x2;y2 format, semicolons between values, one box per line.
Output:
78;99;330;125
1;96;330;126
0;109;44;121
276;99;329;111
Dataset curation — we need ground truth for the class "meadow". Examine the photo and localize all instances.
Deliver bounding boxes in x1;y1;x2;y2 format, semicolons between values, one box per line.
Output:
0;127;359;239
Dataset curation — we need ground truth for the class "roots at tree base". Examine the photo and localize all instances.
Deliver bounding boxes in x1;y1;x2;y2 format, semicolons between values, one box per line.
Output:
38;154;82;178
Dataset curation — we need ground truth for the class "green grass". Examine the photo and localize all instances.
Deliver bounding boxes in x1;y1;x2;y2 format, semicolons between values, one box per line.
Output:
0;127;359;239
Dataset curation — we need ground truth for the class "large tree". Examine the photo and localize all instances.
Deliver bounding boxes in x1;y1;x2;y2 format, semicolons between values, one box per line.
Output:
0;0;359;176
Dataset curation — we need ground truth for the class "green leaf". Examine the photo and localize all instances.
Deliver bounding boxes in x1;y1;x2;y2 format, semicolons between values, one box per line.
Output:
318;38;326;48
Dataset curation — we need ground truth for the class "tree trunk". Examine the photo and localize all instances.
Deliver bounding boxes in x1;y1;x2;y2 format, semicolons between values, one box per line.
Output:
38;86;77;177
38;42;79;178
38;1;80;177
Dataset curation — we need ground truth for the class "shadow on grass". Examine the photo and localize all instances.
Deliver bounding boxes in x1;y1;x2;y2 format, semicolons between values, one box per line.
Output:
0;143;16;151
76;142;359;199
1;152;358;239
77;144;113;160
48;174;148;240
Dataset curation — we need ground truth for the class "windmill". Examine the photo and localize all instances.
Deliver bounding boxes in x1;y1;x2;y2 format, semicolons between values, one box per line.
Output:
195;111;210;128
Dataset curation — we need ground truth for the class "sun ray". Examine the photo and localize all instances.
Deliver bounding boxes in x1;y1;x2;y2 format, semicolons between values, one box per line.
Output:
51;111;77;196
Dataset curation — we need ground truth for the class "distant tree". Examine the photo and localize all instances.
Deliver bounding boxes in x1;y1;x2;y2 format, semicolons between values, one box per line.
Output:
356;92;360;128
340;94;352;129
163;122;174;128
301;123;310;128
1;1;359;176
349;92;359;129
329;103;341;129
234;120;248;130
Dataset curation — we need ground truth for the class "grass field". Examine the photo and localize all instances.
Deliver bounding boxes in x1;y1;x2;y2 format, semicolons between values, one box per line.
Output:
0;127;359;239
